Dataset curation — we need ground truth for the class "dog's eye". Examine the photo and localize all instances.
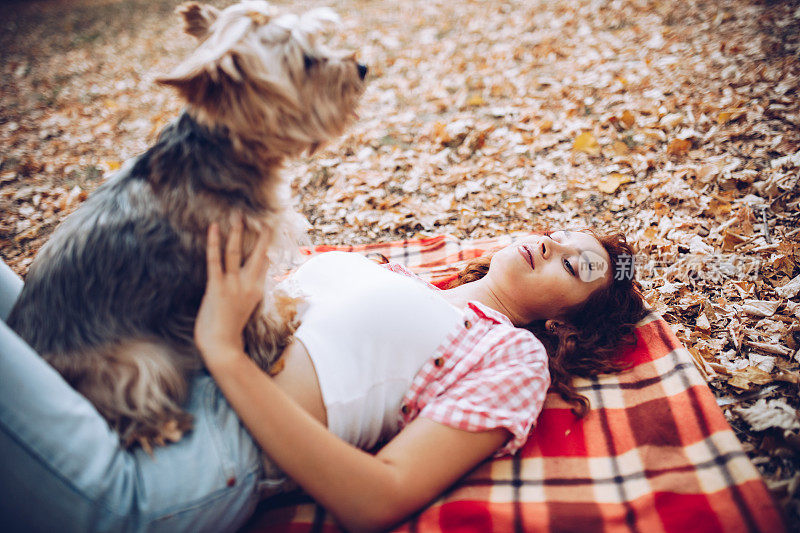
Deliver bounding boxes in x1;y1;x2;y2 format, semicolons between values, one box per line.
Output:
303;54;317;70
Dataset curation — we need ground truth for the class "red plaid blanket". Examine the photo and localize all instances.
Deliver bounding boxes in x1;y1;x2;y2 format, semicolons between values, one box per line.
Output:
245;235;784;532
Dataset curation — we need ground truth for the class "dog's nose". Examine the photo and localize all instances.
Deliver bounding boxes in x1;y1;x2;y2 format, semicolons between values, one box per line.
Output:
357;63;368;80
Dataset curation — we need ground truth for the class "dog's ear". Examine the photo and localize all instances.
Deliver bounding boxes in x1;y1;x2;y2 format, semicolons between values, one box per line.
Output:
156;67;220;108
157;52;299;116
177;2;220;39
156;55;243;108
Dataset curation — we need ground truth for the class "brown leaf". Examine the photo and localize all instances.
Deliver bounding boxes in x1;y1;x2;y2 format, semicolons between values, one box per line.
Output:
705;198;732;218
721;230;747;251
728;366;775;390
667;138;692;156
620;110;635;128
611;140;629;156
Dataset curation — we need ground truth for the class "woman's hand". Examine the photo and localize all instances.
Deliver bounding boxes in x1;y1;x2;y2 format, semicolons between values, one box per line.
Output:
194;215;271;369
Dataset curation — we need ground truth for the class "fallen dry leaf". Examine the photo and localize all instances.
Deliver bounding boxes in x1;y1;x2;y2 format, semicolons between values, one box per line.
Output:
596;173;632;194
735;398;800;434
659;113;683;130
718;108;746;124
572;132;600;155
775;275;800;299
620;110;636;129
744;340;793;357
696;313;712;331
667;138;692;156
728;366;775;390
742;300;781;318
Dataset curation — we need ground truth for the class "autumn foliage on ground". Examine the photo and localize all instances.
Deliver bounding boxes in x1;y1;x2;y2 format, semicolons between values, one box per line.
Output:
1;0;799;522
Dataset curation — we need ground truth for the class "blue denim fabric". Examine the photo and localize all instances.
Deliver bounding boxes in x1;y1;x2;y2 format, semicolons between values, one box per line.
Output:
0;261;268;532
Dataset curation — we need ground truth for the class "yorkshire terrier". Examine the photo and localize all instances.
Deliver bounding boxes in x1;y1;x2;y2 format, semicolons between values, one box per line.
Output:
8;0;366;450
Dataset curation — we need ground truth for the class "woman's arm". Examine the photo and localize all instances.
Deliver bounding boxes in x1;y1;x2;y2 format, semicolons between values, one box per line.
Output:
209;353;506;531
195;219;509;532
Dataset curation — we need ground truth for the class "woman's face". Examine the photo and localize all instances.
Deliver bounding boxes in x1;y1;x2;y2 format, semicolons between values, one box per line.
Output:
487;230;612;323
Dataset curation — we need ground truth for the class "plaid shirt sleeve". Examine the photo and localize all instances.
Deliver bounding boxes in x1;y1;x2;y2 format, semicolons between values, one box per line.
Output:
417;328;550;456
381;261;551;456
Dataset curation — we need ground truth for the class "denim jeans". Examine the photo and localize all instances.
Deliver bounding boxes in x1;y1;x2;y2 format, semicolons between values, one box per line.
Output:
0;261;280;532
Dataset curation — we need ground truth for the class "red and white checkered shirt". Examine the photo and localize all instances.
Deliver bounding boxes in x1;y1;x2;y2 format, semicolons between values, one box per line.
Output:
381;262;550;456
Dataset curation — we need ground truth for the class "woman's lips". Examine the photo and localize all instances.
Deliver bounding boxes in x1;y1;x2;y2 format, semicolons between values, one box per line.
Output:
517;245;534;269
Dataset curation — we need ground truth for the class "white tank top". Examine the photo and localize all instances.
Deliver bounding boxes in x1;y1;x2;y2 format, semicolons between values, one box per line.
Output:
287;252;463;450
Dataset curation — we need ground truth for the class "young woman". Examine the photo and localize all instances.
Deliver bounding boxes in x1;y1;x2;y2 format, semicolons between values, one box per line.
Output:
194;217;648;532
0;222;644;531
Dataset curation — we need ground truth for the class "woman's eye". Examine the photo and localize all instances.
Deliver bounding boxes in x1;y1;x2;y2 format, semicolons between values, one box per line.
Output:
563;258;575;276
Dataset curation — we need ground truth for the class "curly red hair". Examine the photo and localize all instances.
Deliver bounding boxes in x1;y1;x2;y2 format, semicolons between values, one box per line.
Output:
441;230;648;417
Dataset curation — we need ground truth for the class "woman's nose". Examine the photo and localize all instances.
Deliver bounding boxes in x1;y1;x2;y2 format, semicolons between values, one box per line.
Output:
540;237;553;259
541;235;566;260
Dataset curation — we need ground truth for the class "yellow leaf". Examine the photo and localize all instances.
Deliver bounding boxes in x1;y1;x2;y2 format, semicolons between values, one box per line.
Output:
466;94;484;107
717;108;745;124
105;160;121;171
596;172;631;193
539;119;553;133
573;132;600;155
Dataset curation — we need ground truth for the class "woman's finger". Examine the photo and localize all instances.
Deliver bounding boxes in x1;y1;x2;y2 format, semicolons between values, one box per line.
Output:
225;212;243;275
244;227;272;282
206;223;223;282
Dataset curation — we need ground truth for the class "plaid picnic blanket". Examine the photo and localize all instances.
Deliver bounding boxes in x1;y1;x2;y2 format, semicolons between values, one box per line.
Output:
245;235;785;533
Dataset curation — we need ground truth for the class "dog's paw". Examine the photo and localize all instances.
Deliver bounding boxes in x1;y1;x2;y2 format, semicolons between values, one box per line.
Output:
124;412;194;453
244;293;301;373
267;355;286;376
243;312;284;372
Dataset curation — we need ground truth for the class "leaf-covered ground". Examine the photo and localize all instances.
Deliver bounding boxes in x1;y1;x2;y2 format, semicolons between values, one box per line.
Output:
1;0;799;523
